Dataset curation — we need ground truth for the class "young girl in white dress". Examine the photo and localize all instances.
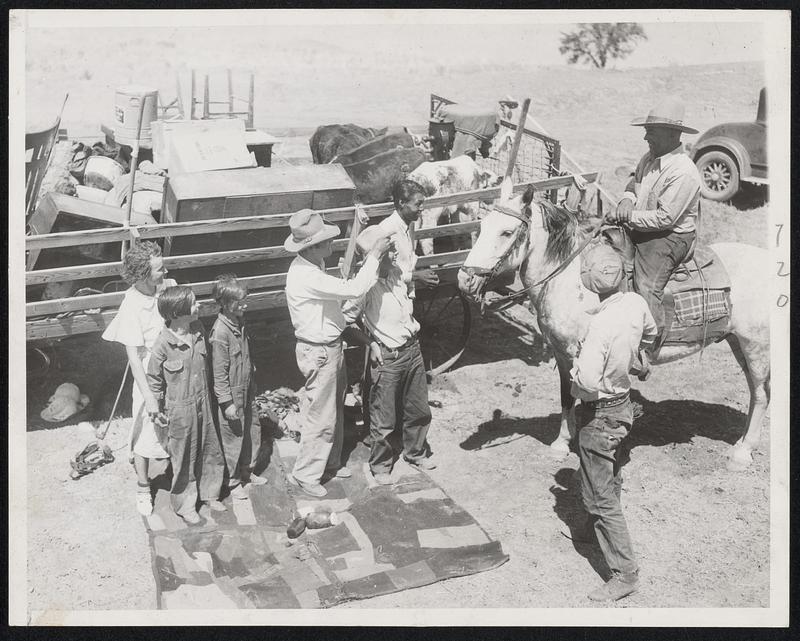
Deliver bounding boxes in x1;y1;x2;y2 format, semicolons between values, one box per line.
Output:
102;241;176;516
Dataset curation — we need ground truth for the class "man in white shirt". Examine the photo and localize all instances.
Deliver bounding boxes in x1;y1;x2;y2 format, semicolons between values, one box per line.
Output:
571;244;657;602
608;96;701;349
378;179;440;298
342;226;436;485
284;209;390;497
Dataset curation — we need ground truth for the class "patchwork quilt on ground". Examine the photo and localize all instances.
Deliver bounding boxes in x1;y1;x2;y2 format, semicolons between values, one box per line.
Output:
143;435;508;608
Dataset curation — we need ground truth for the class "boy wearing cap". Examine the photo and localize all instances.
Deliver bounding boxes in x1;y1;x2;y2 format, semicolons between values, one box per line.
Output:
342;226;436;486
571;244;657;602
609;96;701;353
284;209;390;497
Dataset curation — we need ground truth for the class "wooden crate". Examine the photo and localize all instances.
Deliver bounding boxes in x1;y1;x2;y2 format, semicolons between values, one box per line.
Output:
162;164;356;280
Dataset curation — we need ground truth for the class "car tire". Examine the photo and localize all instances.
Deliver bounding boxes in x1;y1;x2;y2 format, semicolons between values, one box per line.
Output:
696;150;740;202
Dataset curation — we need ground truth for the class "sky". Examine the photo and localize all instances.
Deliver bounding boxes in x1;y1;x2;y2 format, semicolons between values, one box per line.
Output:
19;10;768;70
297;21;766;69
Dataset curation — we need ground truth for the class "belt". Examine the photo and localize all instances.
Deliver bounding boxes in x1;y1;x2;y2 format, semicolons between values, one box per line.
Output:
376;334;418;353
585;392;630;410
296;336;342;347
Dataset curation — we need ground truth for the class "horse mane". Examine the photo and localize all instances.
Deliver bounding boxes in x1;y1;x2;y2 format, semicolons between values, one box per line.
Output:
537;199;579;263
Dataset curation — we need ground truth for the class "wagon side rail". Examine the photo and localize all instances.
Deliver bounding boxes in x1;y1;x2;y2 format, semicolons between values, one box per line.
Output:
25;173;595;341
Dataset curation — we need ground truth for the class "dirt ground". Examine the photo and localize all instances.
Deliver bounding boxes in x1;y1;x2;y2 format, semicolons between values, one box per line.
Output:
25;271;770;614
21;27;772;616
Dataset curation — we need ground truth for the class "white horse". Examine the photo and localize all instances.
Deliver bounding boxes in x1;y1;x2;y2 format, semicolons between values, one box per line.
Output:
457;180;771;471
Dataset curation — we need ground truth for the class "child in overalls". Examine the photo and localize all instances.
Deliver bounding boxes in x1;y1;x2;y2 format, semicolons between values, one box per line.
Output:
146;286;226;525
209;274;267;501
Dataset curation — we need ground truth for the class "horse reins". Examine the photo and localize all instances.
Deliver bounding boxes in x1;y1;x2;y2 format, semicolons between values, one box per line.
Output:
479;201;608;313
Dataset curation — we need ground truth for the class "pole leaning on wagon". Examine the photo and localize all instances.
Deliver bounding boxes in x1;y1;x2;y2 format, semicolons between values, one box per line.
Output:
120;92;149;260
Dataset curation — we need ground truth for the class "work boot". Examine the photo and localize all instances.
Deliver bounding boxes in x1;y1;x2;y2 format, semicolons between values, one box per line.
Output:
587;573;639;602
179;510;202;526
247;473;268;486
230;484;249;501
404;456;437;470
325;466;352;479
288;474;327;497
203;500;228;512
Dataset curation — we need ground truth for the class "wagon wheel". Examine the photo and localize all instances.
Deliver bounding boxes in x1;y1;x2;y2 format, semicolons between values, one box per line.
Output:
414;284;472;376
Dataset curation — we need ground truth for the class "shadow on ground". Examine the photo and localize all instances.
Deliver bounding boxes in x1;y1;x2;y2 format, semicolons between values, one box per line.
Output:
459;391;748;453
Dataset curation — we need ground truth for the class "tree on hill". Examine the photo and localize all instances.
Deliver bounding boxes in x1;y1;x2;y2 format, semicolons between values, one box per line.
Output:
559;23;647;69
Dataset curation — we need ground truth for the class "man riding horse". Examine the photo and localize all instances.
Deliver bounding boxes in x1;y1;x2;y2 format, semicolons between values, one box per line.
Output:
608;97;702;367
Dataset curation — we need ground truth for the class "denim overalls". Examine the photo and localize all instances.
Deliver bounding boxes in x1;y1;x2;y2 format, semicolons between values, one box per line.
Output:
147;321;224;517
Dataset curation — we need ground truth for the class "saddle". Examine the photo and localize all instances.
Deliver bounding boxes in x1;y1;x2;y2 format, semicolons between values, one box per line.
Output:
601;225;732;351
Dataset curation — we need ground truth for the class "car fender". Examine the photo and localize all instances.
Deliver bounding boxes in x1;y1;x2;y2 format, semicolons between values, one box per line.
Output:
690;136;752;179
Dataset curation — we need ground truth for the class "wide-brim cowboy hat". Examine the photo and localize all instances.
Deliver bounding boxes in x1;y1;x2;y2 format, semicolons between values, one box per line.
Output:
355;225;393;255
630;96;698;134
41;387;90;422
284;209;341;252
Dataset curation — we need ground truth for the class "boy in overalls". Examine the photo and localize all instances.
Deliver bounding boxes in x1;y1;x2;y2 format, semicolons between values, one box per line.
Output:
209;274;267;500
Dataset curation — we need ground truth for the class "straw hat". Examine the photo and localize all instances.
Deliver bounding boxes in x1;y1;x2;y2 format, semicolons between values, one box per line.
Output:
283;209;340;252
356;225;392;255
41;382;90;422
581;245;624;295
630;96;698;134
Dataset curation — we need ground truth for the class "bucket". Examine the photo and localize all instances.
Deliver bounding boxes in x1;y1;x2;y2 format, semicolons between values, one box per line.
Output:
428;119;455;161
114;85;159;147
84;156;125;191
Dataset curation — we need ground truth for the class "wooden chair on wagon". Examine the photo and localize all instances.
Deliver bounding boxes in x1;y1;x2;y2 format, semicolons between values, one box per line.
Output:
25;94;68;221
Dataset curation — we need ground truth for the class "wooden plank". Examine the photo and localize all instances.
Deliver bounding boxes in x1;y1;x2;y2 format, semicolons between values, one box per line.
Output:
25;239;348;285
24;221;480;286
24;174;594;252
26;265;348;317
414;220;480;241
415;249;470;268
26;289;287;341
26;264;469;341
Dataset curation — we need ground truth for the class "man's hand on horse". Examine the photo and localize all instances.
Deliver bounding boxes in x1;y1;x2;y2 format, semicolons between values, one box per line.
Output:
612;197;634;224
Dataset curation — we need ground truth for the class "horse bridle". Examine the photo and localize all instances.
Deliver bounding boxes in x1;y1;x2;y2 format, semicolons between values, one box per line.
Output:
475;200;607;313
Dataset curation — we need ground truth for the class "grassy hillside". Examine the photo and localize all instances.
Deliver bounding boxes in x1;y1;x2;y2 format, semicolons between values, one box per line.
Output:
24;26;766;244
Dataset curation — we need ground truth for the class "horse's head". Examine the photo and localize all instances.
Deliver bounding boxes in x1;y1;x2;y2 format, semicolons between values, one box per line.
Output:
458;178;535;302
459;177;584;303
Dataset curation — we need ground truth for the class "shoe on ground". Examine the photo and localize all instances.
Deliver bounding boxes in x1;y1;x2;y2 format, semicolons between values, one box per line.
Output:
587;574;639;602
247;473;268;486
135;491;153;516
230;485;249;501
405;456;437;470
288;474;328;497
179;510;202;525
204;499;228;512
326;466;352;479
373;472;394;486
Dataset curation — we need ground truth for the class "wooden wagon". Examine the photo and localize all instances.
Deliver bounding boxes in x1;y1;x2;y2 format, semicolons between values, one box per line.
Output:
24;94;595;378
